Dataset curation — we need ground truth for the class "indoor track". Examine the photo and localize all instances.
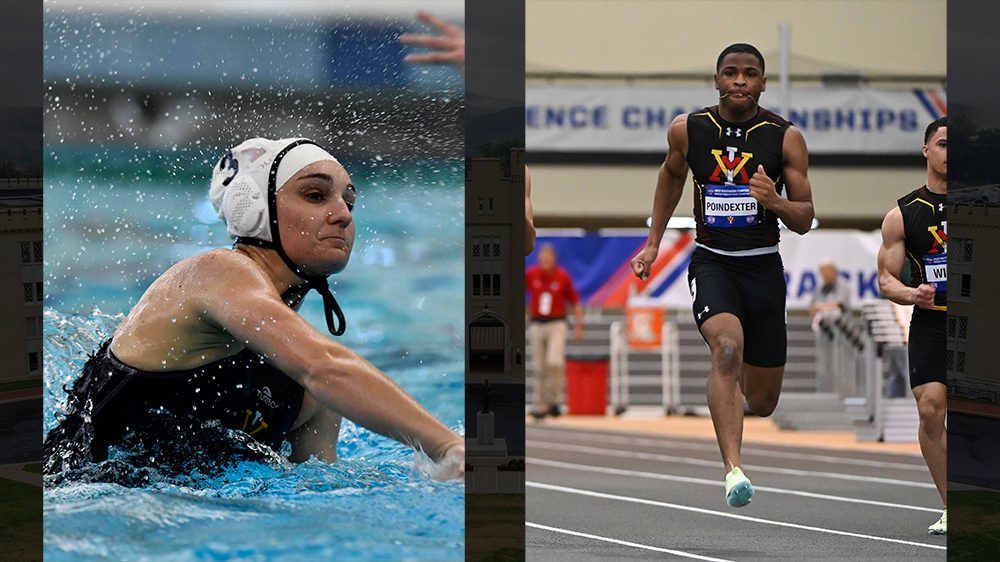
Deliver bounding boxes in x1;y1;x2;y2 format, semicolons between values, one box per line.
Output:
526;423;946;561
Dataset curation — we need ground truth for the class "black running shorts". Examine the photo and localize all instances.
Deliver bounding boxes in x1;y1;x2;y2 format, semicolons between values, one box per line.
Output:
908;307;946;389
686;246;787;368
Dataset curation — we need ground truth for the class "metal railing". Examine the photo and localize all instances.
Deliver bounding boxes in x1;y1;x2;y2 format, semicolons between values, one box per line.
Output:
873;305;919;442
813;301;915;441
609;320;680;415
814;311;865;396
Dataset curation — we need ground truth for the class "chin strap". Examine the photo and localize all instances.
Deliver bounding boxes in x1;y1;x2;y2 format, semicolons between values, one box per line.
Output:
308;276;346;336
236;237;346;336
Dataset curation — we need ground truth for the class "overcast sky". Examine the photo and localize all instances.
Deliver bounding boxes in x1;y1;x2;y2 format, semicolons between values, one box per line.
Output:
949;1;1000;128
466;1;524;111
0;1;41;106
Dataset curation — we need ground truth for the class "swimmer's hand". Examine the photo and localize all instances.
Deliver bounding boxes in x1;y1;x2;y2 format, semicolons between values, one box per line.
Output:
913;283;936;309
630;246;659;280
399;11;465;70
418;440;465;482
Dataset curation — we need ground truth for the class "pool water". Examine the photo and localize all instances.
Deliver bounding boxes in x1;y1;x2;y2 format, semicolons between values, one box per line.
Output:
43;149;465;561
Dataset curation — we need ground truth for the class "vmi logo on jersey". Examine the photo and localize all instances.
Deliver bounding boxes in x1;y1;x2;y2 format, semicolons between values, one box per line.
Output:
927;224;947;255
709;147;754;184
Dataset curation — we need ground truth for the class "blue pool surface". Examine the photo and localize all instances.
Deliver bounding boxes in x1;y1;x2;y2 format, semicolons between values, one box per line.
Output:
44;150;465;561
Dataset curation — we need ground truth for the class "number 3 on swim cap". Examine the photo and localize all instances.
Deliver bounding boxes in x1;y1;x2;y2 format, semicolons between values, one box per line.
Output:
219;149;240;187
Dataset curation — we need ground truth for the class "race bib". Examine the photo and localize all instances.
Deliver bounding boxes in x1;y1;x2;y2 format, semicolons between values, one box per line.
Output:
538;291;553;315
704;184;758;227
923;253;947;292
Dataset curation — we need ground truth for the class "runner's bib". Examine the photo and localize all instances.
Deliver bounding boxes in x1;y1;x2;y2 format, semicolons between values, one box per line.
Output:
538;291;553;315
704;185;758;227
923;253;947;292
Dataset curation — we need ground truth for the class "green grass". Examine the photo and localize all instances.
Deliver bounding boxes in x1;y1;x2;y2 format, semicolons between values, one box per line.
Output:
950;489;1000;561
0;478;42;562
477;548;526;562
0;379;42;393
467;494;525;561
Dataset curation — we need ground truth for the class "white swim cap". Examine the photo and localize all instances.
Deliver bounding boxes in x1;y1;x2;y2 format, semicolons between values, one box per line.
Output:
208;137;348;336
209;137;339;241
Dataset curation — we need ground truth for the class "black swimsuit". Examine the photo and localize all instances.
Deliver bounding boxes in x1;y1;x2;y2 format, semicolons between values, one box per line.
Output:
43;339;304;476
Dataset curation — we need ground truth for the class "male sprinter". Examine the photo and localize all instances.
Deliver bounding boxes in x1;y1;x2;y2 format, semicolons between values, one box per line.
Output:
876;118;947;535
631;43;814;507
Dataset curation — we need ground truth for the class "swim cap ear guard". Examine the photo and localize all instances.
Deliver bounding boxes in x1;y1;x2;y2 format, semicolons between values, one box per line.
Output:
210;138;347;336
216;150;270;241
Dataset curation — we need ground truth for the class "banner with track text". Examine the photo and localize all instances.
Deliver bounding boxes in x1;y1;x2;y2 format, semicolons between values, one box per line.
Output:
527;229;886;310
526;85;946;154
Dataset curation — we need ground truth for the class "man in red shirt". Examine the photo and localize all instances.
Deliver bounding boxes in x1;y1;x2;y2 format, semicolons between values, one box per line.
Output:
526;244;584;418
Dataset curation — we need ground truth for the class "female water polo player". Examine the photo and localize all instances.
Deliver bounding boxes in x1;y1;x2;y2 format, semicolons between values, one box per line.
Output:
43;137;464;480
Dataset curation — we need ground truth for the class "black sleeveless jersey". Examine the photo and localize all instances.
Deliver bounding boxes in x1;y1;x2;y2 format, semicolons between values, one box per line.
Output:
687;106;790;252
898;185;947;311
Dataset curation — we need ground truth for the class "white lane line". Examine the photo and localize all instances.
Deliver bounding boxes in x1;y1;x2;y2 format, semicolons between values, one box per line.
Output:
527;522;734;562
528;441;935;489
528;482;946;551
527;427;925;470
530;458;940;513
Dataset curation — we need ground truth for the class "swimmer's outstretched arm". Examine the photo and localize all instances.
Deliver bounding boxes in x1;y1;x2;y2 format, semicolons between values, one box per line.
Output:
631;114;690;280
198;254;463;472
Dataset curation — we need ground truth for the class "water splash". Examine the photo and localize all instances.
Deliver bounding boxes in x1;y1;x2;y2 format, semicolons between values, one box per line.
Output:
44;307;464;561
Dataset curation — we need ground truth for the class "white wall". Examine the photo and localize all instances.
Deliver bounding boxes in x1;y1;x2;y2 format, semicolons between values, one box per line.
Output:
527;0;945;76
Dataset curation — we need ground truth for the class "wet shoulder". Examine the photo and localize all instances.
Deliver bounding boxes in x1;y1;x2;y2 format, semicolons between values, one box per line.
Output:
137;249;276;324
111;250;258;369
168;249;272;292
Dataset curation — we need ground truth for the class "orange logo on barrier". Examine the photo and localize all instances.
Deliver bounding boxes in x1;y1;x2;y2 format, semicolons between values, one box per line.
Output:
626;306;665;349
